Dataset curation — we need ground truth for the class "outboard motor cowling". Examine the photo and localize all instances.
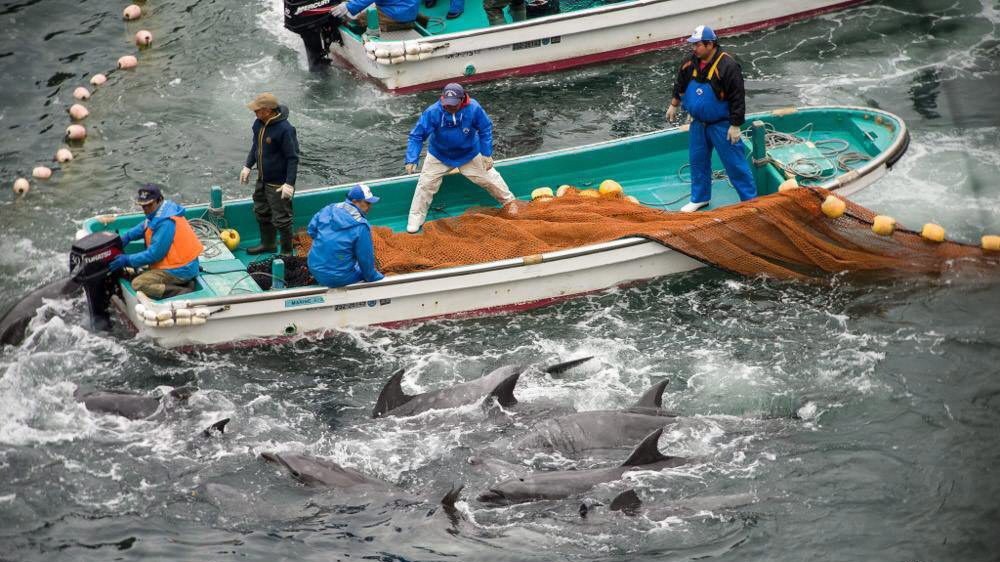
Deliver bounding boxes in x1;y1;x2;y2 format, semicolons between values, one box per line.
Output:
69;231;123;332
284;0;341;68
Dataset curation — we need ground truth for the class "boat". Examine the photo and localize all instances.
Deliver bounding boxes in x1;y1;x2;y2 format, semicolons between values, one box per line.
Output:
294;0;870;93
75;105;908;348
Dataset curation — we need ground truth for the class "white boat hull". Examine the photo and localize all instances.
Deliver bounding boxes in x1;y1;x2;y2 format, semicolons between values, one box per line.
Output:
331;0;867;92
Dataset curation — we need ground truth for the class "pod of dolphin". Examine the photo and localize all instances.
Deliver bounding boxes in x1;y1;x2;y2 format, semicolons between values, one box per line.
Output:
74;355;757;521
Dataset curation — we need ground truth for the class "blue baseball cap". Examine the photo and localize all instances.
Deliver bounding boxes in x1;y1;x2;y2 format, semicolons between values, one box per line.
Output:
441;83;465;107
687;25;717;43
346;183;379;203
135;183;163;205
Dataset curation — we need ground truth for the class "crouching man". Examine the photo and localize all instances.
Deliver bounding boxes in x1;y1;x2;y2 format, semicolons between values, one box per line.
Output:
307;183;385;288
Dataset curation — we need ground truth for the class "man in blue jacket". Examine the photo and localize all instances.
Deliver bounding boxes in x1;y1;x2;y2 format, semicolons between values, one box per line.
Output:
239;93;300;254
307;183;385;288
330;0;421;31
403;83;516;234
109;184;204;299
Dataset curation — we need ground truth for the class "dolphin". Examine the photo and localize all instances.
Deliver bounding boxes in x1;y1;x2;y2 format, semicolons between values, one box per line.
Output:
513;379;679;454
260;452;398;491
372;357;593;419
576;488;758;519
0;276;81;346
477;428;687;506
75;384;197;420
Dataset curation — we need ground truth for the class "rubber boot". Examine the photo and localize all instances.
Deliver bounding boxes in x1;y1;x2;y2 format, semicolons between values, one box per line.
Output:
278;227;294;255
247;223;277;255
510;0;526;22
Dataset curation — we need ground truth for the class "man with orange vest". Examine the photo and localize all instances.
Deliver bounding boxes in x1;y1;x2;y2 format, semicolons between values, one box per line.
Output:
109;184;204;299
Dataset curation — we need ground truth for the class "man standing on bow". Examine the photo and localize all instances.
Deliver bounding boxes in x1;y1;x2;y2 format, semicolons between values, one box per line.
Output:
667;25;756;212
240;93;300;254
403;82;516;234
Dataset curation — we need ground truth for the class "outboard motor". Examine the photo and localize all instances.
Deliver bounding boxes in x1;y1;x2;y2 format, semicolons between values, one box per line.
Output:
69;231;123;332
284;0;341;68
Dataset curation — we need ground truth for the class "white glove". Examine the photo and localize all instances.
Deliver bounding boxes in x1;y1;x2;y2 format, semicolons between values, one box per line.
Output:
330;2;350;17
404;163;417;174
240;166;252;184
278;183;294;199
481;155;494;170
727;125;741;144
666;104;678;123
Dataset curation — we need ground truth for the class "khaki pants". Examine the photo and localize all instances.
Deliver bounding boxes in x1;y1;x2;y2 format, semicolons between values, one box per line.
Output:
132;269;194;300
407;153;515;231
355;9;417;32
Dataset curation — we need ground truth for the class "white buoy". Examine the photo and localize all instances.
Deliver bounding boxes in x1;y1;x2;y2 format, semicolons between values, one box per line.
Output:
68;103;89;120
55;148;74;163
90;73;107;86
123;4;141;20
73;86;91;100
117;55;138;70
32;166;53;179
135;30;153;47
13;178;30;195
65;124;87;141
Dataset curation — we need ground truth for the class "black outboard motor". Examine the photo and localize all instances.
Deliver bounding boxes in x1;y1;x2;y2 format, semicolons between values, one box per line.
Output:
284;0;341;68
69;231;123;332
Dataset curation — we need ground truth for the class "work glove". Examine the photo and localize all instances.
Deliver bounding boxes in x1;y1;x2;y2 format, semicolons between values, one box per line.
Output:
240;166;251;184
666;104;678;123
109;255;129;272
278;183;294;199
330;2;350;18
481;156;494;170
404;163;417;174
727;125;741;144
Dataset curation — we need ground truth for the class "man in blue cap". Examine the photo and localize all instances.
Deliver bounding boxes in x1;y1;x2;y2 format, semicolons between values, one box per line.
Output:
403;82;516;234
667;25;756;212
306;183;385;288
108;184;204;299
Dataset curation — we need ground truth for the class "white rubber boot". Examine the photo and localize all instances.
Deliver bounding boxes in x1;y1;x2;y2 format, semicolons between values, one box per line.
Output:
680;200;709;213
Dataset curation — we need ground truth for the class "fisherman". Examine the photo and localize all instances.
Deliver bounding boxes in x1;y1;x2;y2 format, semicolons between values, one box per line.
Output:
329;0;423;31
306;183;385;287
239;93;300;254
404;82;516;234
484;0;525;25
667;25;756;212
109;184;204;299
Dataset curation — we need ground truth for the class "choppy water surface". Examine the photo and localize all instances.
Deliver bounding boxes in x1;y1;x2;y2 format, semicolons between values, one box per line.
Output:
1;0;999;560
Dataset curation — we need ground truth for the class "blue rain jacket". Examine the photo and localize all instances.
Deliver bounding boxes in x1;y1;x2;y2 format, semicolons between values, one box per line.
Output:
307;200;384;288
405;98;494;169
346;0;419;23
119;200;200;280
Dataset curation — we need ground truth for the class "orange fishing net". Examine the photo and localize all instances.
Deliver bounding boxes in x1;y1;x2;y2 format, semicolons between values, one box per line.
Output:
297;188;999;280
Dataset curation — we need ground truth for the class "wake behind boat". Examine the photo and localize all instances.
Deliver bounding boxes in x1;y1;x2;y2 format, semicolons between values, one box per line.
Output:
69;105;909;349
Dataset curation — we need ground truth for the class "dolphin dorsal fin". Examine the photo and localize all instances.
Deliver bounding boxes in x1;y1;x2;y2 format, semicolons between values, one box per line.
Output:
544;356;594;375
621;428;668;467
610;489;642;514
372;369;412;418
489;370;522;407
441;484;464;506
634;379;669;408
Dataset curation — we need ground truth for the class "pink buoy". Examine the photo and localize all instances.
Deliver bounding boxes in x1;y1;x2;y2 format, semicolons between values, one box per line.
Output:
135;30;153;47
13;178;30;195
66;124;87;141
90;73;107;86
117;55;138;70
32;166;53;180
73;86;91;100
55;148;74;163
123;4;141;20
68;103;90;121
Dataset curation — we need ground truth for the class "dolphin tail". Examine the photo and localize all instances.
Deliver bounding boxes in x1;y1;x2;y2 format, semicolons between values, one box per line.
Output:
620;428;669;467
202;417;230;437
543;356;593;375
372;369;412;418
610;489;642;514
489;370;521;407
169;384;198;401
441;484;464;507
634;379;670;409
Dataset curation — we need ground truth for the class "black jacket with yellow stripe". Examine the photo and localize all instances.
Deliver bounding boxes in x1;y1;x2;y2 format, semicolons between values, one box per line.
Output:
670;49;747;127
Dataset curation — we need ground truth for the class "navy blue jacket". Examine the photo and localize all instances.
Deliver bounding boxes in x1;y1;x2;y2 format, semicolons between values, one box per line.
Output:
307;200;384;288
245;105;300;186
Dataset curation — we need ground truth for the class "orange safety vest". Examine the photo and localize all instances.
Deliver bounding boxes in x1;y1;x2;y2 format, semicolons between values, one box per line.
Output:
144;216;204;270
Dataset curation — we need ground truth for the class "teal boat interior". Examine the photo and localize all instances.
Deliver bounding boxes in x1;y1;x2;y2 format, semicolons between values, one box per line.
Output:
81;106;906;303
